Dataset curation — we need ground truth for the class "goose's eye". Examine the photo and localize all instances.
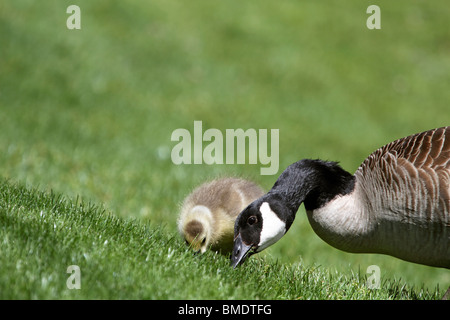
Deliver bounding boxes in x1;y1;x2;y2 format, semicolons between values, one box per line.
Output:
247;216;257;225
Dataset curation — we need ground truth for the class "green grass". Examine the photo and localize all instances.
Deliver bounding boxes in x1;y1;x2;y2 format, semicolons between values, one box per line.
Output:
0;179;442;299
0;0;449;299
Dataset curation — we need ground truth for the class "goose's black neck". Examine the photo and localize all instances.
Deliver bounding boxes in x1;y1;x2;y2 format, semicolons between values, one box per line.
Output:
268;159;356;214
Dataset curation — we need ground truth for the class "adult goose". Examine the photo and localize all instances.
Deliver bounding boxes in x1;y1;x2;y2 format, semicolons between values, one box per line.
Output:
231;127;450;272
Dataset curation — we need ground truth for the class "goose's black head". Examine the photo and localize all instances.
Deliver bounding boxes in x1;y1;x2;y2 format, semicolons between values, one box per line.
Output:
230;194;294;268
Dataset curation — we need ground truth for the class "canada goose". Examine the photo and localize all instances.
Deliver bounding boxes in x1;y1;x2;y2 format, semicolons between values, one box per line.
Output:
178;177;264;254
231;127;450;272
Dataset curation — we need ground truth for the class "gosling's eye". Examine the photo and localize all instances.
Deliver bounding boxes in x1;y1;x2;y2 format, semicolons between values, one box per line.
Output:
247;216;257;225
201;238;206;245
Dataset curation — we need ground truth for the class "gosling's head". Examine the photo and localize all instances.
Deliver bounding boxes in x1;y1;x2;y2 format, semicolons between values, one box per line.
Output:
178;205;213;253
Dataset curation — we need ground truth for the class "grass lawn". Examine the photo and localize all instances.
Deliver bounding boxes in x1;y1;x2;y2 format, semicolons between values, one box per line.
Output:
0;0;449;299
0;179;443;299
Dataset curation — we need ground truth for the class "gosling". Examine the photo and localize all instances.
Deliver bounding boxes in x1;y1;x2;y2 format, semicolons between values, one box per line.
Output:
178;177;264;254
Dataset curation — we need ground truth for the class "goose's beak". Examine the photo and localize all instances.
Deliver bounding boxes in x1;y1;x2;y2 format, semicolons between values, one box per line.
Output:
230;233;253;268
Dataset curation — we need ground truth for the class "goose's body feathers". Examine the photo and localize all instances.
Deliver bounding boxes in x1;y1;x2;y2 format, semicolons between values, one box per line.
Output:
308;127;450;268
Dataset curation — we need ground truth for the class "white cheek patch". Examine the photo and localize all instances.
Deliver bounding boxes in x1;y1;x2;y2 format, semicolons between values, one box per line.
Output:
190;205;213;219
258;202;286;252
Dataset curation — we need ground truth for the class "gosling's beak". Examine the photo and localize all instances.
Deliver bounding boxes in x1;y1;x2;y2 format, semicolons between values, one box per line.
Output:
230;233;253;268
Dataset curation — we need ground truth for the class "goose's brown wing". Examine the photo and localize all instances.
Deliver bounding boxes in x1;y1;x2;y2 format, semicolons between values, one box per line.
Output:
356;127;450;224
